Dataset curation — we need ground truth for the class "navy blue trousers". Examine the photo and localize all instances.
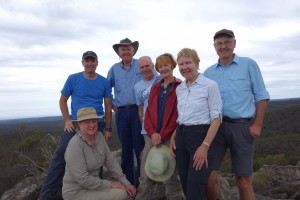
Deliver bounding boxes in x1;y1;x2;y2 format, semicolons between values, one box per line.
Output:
115;107;144;186
175;124;212;200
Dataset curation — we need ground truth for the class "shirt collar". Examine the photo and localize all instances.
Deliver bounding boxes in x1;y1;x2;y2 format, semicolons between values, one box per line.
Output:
77;130;99;146
183;73;201;87
121;59;135;69
216;53;239;68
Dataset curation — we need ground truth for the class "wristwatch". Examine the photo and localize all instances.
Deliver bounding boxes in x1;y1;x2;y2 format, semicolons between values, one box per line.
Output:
104;127;112;132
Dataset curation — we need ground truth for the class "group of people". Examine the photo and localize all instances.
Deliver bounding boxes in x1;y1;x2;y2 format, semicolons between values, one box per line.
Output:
38;28;270;200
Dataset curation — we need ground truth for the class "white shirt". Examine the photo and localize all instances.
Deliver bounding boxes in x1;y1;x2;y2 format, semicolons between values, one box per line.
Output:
176;73;222;125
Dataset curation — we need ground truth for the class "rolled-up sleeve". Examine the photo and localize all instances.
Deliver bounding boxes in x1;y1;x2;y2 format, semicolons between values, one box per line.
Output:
249;60;270;102
208;81;223;122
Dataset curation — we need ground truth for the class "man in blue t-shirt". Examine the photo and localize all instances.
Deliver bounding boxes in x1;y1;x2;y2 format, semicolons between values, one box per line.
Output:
38;51;112;200
204;29;270;200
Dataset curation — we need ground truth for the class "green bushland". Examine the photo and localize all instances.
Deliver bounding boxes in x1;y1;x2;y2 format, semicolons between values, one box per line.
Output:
0;98;299;197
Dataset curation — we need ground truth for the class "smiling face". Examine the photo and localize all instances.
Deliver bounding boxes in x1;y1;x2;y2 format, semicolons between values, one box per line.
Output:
78;119;98;137
177;56;199;82
82;57;98;75
155;54;176;80
157;63;173;79
138;56;155;81
118;45;135;63
214;36;236;64
176;48;200;84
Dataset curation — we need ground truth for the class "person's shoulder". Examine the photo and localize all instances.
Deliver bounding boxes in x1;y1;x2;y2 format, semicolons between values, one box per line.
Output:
204;63;218;72
134;79;144;88
176;81;187;93
176;81;185;89
201;74;218;85
67;133;82;149
68;71;82;78
96;73;109;81
109;61;122;70
152;79;162;87
173;76;183;85
132;58;139;64
95;131;106;144
236;55;260;70
236;54;256;63
155;75;162;82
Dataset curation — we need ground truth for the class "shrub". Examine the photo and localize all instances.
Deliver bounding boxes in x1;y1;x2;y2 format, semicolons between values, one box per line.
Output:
253;169;274;193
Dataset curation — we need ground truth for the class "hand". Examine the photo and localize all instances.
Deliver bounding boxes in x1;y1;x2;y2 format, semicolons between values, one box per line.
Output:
249;123;262;139
125;184;136;198
64;119;75;133
103;131;112;140
151;133;161;147
111;181;127;190
192;145;208;171
170;132;176;158
112;105;118;113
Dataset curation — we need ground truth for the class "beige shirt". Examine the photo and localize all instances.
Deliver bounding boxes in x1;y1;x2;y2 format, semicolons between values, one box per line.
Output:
62;130;130;199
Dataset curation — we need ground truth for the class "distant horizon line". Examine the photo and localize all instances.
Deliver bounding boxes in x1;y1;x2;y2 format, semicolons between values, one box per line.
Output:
1;97;299;121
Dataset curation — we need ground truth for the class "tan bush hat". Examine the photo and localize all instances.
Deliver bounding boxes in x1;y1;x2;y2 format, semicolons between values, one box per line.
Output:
145;144;176;182
74;107;103;122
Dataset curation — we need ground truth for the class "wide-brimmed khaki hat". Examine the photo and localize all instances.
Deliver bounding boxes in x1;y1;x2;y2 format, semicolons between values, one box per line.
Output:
73;107;103;122
112;38;139;56
145;145;176;182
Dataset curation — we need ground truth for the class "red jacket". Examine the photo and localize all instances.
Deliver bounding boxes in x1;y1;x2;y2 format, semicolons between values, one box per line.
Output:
144;77;181;142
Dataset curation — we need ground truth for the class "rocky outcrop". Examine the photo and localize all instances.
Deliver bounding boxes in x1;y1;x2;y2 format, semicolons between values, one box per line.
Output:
1;152;299;200
0;175;43;200
252;162;300;200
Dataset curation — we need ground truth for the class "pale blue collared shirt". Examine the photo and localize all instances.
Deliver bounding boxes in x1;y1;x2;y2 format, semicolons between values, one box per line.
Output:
204;54;270;119
176;73;222;125
107;59;143;107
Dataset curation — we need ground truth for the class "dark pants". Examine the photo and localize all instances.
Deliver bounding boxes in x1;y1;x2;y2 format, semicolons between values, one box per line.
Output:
175;124;212;200
115;107;144;186
39;122;105;199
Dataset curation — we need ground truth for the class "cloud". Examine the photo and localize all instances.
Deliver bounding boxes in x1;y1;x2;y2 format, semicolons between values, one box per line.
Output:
0;0;300;119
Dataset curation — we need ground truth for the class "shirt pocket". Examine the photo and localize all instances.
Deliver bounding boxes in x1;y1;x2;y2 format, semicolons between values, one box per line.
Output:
114;79;122;93
94;144;106;167
229;73;247;81
229;73;249;91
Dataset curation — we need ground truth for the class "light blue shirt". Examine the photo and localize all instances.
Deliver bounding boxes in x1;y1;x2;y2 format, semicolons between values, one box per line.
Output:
134;75;161;134
176;74;222;125
107;59;143;107
204;54;270;119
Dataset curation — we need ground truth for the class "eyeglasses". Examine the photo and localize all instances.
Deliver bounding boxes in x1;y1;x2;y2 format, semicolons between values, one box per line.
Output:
214;40;234;48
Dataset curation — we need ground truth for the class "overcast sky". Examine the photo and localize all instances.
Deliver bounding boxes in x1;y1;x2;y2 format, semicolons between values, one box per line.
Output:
0;0;299;120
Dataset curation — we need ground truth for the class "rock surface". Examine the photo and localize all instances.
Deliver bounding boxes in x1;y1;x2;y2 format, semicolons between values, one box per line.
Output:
1;151;299;200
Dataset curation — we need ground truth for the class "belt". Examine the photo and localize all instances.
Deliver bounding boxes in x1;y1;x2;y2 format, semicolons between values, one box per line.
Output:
223;116;252;123
178;124;210;130
118;104;137;109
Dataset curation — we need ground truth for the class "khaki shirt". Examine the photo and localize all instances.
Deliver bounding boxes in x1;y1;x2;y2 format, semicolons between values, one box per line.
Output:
62;130;130;199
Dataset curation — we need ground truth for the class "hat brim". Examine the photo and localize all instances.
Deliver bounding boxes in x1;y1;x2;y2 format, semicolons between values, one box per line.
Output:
112;41;139;56
144;145;176;182
73;115;103;122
